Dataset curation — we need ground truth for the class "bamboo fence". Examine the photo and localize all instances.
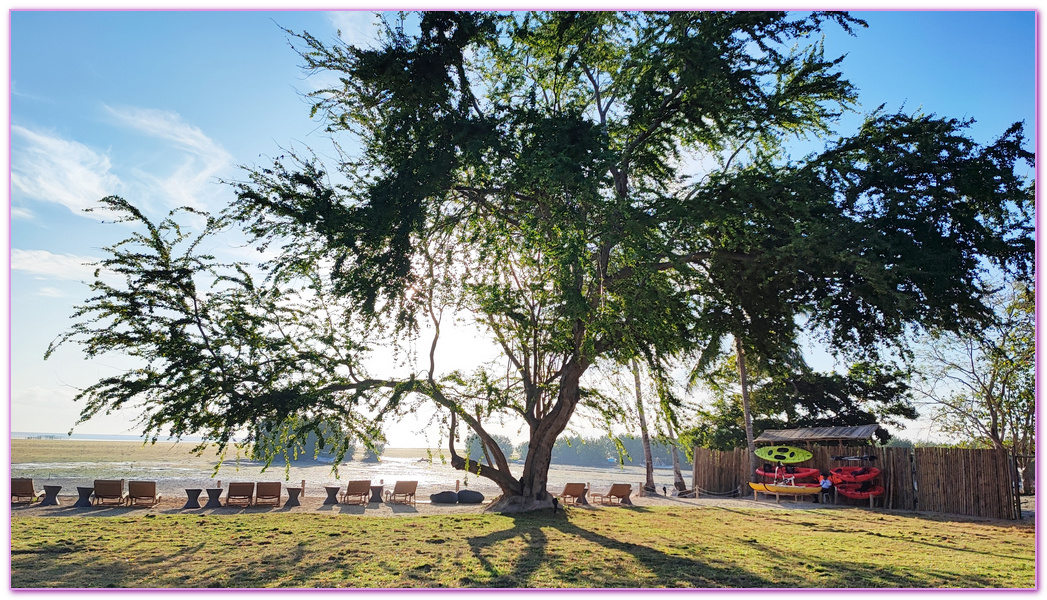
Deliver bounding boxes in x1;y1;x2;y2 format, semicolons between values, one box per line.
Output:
913;447;1015;519
692;445;1017;520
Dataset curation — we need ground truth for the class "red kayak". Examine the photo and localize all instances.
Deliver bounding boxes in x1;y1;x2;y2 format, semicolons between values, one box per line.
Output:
829;466;880;484
756;466;820;481
836;482;885;500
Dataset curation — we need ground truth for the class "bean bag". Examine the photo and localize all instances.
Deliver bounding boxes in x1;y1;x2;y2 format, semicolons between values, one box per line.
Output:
429;491;459;504
457;489;484;504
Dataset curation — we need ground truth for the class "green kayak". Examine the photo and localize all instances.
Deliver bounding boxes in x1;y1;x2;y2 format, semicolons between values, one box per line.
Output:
754;445;813;464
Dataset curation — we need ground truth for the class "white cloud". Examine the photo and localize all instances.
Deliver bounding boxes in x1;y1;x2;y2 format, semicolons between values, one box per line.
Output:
10;206;34;220
104;105;233;210
10;126;122;218
35;287;67;298
106;105;227;160
11;249;103;282
327;10;382;47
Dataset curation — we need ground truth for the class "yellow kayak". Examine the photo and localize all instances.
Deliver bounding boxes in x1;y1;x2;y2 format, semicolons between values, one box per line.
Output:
750;482;820;495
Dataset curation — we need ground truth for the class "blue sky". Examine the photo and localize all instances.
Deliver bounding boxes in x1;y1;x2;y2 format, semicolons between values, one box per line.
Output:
7;10;1037;445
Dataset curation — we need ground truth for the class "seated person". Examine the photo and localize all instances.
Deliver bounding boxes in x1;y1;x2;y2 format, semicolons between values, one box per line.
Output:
815;473;833;503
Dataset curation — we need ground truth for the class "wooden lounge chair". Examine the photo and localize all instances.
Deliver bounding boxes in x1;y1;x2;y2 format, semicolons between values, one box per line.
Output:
341;480;371;505
11;478;43;504
591;483;632;506
93;479;129;506
127;480;161;507
384;481;417;505
558;482;588;505
255;482;281;507
225;482;255;507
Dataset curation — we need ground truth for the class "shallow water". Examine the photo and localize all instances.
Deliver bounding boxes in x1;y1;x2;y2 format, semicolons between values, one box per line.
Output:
12;454;690;500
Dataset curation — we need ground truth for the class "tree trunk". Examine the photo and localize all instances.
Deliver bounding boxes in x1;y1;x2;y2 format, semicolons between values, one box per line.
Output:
632;359;656;494
486;360;588;512
664;416;687;492
736;337;758;483
1020;457;1034;495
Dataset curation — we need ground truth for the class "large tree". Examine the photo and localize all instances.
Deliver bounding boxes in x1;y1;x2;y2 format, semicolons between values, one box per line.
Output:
682;111;1034;476
49;11;1032;512
916;280;1035;494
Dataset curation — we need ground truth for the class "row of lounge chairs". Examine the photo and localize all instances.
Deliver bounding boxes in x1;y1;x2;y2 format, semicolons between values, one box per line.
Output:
95;479;162;506
14;478;628;507
224;482;281;507
340;480;417;505
11;478;419;507
11;478;161;507
558;482;632;506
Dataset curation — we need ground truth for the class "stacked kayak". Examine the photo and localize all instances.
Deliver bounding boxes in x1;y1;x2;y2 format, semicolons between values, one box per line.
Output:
754;445;813;464
750;482;820;495
836;482;885;500
829;466;881;484
755;466;820;481
750;481;820;503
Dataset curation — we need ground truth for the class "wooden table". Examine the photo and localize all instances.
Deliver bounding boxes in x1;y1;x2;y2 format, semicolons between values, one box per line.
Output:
183;488;203;509
284;487;302;508
40;485;62;507
323;486;341;505
203;488;224;509
369;485;384;503
73;486;94;508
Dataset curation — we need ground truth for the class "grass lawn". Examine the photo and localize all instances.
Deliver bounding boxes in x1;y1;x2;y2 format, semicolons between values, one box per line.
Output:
11;506;1034;588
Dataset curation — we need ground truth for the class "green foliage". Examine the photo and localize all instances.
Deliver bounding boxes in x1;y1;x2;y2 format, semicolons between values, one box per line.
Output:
549;434;675;467
551;435;615;467
690;358;917;448
681;398;748;452
465;433;514;462
250;418;355;463
44;196;383;469
685;112;1033;374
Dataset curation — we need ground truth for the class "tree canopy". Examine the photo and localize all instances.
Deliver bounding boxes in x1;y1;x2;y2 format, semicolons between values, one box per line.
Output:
688;357;918;450
49;11;1033;512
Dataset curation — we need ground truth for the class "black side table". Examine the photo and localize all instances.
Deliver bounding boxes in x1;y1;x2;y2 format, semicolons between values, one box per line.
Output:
203;488;224;509
183;488;203;509
576;488;590;506
73;486;94;508
369;485;384;503
40;485;62;507
323;486;341;505
284;487;302;508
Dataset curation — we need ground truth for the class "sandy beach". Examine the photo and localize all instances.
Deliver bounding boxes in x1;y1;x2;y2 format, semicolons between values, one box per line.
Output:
11;439;705;512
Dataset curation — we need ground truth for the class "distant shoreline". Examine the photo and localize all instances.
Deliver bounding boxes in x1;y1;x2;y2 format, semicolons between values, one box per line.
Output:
10;433;430;451
11;432;206;443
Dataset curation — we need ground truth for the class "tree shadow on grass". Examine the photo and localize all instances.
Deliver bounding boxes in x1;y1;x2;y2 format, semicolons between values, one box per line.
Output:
463;509;1021;588
12;526;318;588
11;537;211;588
730;506;1036;563
465;510;775;587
